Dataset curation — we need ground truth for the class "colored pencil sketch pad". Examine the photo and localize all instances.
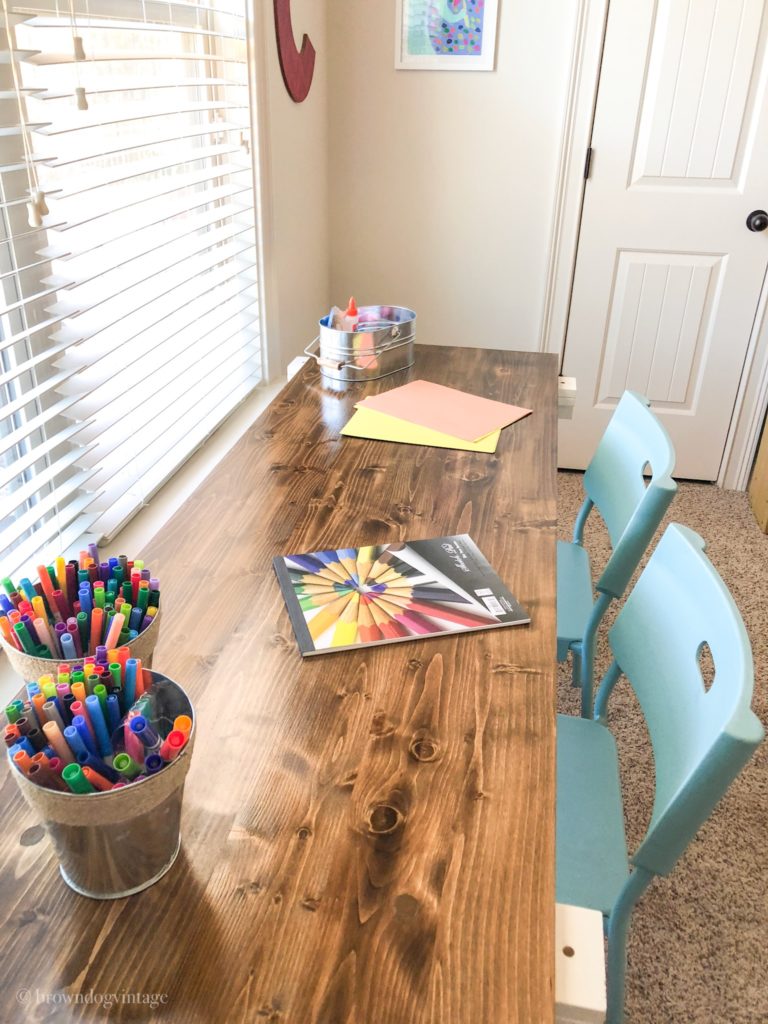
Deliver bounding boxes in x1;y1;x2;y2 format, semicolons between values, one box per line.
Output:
273;536;530;656
357;380;532;442
341;406;500;453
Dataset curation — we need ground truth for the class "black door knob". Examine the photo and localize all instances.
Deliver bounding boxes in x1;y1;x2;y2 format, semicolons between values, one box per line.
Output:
747;209;768;232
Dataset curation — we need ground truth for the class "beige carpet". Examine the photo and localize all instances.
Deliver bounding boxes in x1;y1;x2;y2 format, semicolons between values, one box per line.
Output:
557;472;768;1024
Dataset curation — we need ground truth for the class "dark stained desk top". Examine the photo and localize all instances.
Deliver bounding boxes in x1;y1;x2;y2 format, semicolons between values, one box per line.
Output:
0;345;557;1023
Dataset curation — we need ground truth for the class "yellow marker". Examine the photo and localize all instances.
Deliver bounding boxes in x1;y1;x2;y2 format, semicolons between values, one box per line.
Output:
55;556;67;592
31;595;47;622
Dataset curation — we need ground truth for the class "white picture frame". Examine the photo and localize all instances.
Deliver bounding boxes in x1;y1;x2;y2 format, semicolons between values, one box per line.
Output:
395;0;499;71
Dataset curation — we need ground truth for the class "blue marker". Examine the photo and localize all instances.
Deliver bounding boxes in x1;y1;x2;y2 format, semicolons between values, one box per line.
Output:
79;585;92;614
144;753;163;775
85;695;112;758
129;716;161;755
76;749;121;785
106;694;121;734
63;724;90;761
72;714;97;757
60;632;76;659
9;737;35;758
124;659;139;708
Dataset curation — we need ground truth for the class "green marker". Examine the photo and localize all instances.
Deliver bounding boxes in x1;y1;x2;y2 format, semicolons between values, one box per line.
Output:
62;763;95;795
94;683;108;717
46;566;57;589
42;679;57;699
94;588;105;610
13;623;36;655
5;704;20;724
137;587;149;613
77;612;89;653
109;664;122;691
113;753;140;780
1;577;14;598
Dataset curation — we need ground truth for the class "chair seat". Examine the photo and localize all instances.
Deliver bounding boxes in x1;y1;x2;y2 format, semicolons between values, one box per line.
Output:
556;714;629;915
557;540;594;660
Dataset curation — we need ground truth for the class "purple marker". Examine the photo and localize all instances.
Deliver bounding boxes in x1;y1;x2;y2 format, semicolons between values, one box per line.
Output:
20;615;39;646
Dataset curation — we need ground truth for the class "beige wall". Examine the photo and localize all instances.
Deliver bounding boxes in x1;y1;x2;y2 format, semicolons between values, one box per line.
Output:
258;0;330;372
326;0;579;351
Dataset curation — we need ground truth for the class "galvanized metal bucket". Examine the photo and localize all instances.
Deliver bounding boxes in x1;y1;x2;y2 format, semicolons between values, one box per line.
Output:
304;304;416;382
9;671;194;899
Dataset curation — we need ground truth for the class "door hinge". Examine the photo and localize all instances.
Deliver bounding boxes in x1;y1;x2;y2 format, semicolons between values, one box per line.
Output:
584;147;594;180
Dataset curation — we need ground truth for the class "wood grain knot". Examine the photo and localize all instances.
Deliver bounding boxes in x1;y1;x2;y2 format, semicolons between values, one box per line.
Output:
408;734;440;763
300;896;321;912
19;826;44;847
370;710;397;737
367;804;403;836
296;826;312;841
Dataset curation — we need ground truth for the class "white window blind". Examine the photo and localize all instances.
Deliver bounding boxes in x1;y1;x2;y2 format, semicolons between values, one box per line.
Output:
0;0;262;577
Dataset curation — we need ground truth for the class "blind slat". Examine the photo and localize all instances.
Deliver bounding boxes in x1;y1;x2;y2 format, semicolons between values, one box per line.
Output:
71;296;258;433
51;256;257;351
39;182;250;256
51;162;250;231
0;468;97;554
0;419;91;488
3;441;96;513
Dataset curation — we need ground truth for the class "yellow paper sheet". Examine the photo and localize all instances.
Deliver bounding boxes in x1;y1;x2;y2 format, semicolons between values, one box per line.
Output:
341;406;500;453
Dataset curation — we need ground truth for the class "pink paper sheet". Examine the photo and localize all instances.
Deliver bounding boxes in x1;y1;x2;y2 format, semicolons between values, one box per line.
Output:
357;380;532;442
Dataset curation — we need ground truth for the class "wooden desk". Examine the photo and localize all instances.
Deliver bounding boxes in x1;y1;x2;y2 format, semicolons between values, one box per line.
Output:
0;346;557;1023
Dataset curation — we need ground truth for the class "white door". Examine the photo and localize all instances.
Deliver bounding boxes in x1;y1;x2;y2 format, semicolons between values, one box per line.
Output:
560;0;768;480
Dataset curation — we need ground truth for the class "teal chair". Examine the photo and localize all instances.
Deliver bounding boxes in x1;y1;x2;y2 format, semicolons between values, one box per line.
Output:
556;524;764;1024
558;391;676;717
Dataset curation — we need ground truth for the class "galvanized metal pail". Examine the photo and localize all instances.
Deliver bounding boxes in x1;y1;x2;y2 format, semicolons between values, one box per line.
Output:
304;304;416;382
9;671;194;899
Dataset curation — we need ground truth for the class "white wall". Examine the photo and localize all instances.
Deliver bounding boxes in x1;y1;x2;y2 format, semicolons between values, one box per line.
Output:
327;0;579;351
258;0;330;372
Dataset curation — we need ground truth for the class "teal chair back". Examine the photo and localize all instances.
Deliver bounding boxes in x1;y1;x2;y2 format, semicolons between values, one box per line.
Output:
581;391;677;599
606;523;764;876
564;391;677;716
588;523;764;1022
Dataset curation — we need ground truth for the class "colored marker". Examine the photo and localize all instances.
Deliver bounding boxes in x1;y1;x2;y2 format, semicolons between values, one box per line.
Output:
159;730;187;761
62;763;95;794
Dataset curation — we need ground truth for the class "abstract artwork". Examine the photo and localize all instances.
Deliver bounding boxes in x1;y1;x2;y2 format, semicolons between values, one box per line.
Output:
395;0;499;70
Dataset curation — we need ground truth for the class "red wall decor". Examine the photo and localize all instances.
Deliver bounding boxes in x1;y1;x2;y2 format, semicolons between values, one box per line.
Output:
274;0;316;103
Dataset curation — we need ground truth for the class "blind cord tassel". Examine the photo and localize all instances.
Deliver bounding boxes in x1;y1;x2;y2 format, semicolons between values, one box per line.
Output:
75;86;88;110
26;188;48;227
73;34;86;60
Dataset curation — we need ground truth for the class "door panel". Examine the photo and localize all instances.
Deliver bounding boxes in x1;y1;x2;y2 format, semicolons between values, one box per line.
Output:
561;0;768;479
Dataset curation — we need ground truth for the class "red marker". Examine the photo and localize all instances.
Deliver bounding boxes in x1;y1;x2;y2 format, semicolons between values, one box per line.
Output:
159;730;187;762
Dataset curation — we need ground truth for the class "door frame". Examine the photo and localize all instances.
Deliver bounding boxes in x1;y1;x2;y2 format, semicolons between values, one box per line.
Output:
540;0;768;489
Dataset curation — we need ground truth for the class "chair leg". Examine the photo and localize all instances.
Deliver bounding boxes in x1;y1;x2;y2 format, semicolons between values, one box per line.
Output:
605;868;654;1024
570;642;582;689
579;632;595;718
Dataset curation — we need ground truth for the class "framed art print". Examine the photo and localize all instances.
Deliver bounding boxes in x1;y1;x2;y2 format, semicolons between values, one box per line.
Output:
395;0;499;71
